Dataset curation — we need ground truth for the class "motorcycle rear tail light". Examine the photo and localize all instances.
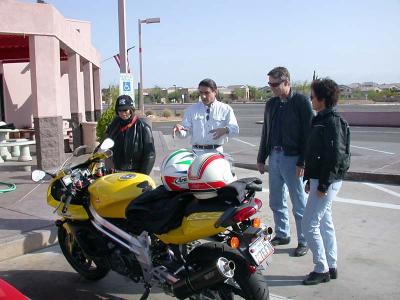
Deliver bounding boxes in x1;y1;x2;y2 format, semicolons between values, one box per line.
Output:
254;198;262;210
228;236;240;249
232;207;257;223
252;218;261;228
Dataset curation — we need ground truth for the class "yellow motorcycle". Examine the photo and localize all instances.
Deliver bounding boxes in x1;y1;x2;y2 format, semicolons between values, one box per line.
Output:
32;139;274;300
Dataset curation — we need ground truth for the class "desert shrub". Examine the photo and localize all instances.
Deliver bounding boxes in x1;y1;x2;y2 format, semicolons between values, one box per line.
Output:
161;109;173;118
145;110;155;116
96;100;116;141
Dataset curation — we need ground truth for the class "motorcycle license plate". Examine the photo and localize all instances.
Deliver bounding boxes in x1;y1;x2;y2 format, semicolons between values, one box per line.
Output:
249;237;274;266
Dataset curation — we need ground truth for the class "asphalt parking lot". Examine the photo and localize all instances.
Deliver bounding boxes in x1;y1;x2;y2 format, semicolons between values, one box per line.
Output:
0;103;399;299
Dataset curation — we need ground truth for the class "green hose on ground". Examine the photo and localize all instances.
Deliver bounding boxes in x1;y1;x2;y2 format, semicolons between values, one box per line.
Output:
0;182;16;193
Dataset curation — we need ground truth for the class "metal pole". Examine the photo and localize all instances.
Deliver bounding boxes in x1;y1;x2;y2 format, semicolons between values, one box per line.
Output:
118;0;128;73
138;19;144;114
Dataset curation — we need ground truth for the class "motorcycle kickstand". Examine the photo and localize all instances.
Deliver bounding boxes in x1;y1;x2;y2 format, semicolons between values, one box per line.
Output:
139;283;151;300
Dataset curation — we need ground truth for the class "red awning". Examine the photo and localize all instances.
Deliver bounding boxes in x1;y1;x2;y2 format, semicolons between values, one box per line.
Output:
0;34;67;63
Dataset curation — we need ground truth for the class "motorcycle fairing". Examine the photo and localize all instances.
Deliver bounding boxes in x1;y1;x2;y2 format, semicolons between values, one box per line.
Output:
47;180;89;220
156;212;225;244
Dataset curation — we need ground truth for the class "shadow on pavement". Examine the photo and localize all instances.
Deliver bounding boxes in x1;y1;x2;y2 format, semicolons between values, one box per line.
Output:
0;269;148;300
0;218;52;232
264;274;304;287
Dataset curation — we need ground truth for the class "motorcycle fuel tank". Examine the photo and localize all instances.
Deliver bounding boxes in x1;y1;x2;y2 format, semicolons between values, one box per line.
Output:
89;172;156;218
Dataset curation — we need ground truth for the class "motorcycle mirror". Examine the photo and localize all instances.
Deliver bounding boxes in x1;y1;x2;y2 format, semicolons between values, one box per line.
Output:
31;170;47;182
73;145;87;157
100;138;114;150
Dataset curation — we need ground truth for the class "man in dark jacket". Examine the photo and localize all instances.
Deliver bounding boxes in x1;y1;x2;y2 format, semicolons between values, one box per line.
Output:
257;67;313;257
105;95;155;174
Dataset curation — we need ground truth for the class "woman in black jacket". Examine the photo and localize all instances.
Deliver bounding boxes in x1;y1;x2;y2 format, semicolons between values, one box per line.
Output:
105;95;155;174
302;79;350;285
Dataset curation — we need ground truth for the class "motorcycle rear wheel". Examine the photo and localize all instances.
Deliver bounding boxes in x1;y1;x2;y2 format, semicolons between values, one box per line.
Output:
187;242;269;300
58;226;110;281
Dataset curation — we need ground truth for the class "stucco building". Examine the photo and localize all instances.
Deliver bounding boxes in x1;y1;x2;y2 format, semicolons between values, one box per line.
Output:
0;0;101;169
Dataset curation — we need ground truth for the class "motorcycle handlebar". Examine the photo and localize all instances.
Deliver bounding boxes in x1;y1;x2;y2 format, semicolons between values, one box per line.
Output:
62;194;73;214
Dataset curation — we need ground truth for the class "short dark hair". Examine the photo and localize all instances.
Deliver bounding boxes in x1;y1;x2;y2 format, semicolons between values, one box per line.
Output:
198;78;218;91
311;78;340;108
267;67;290;82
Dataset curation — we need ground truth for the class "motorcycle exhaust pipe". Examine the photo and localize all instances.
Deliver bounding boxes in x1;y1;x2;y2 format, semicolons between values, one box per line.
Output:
173;257;235;299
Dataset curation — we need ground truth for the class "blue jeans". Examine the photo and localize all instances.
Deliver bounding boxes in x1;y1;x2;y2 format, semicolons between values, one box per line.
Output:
302;179;342;273
268;150;307;245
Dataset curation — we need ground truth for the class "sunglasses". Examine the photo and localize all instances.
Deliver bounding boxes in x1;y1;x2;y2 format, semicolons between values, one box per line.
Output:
268;81;283;88
310;94;315;100
206;107;210;121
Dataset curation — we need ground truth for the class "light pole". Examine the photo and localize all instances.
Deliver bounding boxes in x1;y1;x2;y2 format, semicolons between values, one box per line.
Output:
126;45;135;73
138;17;160;115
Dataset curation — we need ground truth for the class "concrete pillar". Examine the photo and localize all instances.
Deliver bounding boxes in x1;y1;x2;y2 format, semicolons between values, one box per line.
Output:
68;53;83;148
83;61;94;121
29;35;64;170
93;67;102;121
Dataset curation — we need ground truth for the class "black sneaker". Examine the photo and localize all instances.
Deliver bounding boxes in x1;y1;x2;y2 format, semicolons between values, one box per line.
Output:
270;236;290;246
294;244;308;257
329;268;338;279
303;271;330;285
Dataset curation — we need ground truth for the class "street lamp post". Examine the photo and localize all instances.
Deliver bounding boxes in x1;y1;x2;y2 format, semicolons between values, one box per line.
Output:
138;17;160;115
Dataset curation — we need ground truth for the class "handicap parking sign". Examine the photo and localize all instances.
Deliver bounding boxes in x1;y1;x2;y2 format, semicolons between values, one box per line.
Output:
119;73;135;103
123;81;131;92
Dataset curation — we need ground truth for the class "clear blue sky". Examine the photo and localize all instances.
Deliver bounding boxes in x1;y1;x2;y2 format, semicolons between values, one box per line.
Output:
24;0;400;88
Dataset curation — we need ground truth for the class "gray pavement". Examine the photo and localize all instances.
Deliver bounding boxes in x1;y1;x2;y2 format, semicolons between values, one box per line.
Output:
0;131;399;299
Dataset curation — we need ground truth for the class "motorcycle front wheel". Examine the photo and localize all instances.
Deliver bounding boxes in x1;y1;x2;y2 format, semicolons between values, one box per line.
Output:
187;242;269;300
58;226;110;281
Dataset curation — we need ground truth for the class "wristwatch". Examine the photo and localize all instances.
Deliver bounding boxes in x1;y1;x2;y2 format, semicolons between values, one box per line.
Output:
225;127;229;134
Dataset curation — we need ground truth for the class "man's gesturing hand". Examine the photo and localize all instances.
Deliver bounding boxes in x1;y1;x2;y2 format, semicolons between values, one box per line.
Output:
209;127;228;139
173;124;186;138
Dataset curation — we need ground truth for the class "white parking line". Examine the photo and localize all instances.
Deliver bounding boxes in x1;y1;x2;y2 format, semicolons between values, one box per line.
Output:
335;196;400;210
350;145;395;155
232;138;257;147
352;130;400;134
362;183;400;198
259;188;400;210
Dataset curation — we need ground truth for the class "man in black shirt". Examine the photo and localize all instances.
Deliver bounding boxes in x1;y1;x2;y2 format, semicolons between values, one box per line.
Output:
257;67;313;257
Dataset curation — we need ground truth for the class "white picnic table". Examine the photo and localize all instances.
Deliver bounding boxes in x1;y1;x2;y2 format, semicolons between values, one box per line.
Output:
0;129;35;163
0;129;20;161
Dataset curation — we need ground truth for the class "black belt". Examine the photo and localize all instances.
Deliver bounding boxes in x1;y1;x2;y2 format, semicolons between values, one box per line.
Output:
193;144;221;149
272;146;283;151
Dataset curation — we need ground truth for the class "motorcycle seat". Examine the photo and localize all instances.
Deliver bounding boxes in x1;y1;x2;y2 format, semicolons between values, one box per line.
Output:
183;197;230;217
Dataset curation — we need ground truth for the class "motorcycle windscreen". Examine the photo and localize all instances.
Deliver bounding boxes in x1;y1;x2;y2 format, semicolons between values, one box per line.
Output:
88;172;156;218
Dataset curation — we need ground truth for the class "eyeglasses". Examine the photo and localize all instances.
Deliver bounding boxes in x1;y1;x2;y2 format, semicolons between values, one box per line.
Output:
268;81;283;88
206;107;210;121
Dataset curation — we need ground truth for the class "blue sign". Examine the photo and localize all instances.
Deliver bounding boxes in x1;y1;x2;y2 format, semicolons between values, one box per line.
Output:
123;81;131;91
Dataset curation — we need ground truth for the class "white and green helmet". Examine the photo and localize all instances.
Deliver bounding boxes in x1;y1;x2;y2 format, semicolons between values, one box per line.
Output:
160;148;195;191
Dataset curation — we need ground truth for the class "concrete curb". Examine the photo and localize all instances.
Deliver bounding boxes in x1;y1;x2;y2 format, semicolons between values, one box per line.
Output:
0;225;58;262
234;163;400;185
